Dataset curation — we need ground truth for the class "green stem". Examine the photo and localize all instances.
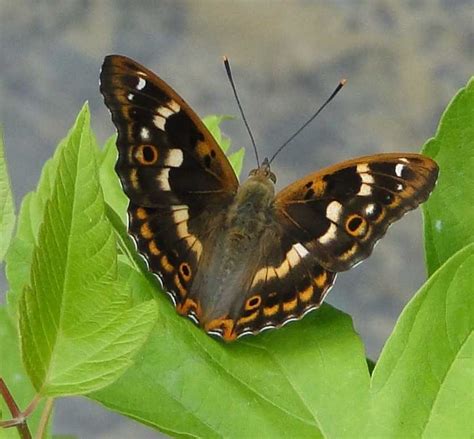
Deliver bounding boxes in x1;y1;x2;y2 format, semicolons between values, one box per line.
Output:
35;398;54;439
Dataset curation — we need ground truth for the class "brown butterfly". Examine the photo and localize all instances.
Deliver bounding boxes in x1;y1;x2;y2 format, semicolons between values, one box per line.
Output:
100;55;438;341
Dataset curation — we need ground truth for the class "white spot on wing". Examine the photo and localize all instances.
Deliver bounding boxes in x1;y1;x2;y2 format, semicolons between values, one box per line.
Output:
395;163;405;177
357;164;370;173
400;158;409;163
275;259;291;278
153;115;166;131
136;77;146;90
176;222;189;239
168;100;180;112
156;168;171;191
326;200;343;223
157;106;174;118
172;207;189;224
361;173;374;184
318;223;337;244
365;203;376;216
358;184;372;196
140;127;150;140
293;243;309;258
128;93;134;101
165;149;184;167
286;248;300;267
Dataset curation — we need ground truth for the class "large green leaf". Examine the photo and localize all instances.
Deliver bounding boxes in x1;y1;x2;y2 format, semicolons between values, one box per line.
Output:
0;307;49;438
5;134;67;319
18;105;157;397
99;135;128;222
5;125;100;318
0;129;15;262
91;262;370;438
369;243;474;438
422;77;474;275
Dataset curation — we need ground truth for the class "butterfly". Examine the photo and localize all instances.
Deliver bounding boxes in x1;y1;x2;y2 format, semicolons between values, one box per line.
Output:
100;55;438;341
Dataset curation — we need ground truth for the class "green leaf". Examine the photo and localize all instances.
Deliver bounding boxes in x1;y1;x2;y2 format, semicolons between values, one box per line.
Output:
18;104;157;397
228;147;245;178
91;266;370;438
4;124;97;303
0;307;50;437
203;115;233;153
0;128;15;262
422;77;474;275
99;135;128;222
5;134;67;318
4;195;35;319
105;204;145;273
203;115;245;178
369;243;474;438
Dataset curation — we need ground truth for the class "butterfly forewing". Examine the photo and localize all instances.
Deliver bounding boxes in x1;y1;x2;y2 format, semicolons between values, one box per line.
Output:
100;54;238;209
274;153;439;272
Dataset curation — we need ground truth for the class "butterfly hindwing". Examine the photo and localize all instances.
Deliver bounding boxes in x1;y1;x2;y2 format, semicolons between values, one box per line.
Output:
205;227;336;341
275;153;439;272
236;239;336;339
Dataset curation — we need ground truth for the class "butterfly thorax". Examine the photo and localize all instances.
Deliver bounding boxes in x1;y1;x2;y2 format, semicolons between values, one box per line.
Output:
227;174;275;228
194;175;277;322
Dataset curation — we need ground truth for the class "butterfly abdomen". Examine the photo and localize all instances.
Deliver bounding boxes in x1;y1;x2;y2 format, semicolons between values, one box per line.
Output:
193;177;277;323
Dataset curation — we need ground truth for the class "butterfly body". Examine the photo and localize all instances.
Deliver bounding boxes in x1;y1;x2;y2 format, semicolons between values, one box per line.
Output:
194;171;276;321
100;55;439;341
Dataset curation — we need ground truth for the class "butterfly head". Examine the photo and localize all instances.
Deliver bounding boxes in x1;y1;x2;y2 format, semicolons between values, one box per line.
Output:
248;157;276;184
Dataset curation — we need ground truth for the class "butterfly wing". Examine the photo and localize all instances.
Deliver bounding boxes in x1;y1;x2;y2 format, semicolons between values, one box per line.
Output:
219;231;337;340
100;55;238;310
216;153;438;340
274;153;438;272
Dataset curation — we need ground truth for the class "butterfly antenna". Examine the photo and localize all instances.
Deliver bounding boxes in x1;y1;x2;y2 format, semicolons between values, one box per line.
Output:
223;56;260;167
268;78;347;165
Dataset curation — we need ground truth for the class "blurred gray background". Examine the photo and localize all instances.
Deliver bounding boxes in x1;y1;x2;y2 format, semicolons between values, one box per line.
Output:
0;1;472;437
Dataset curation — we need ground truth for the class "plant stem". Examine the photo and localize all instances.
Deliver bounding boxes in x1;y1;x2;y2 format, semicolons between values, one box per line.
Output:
0;377;21;419
35;398;54;439
0;377;36;439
